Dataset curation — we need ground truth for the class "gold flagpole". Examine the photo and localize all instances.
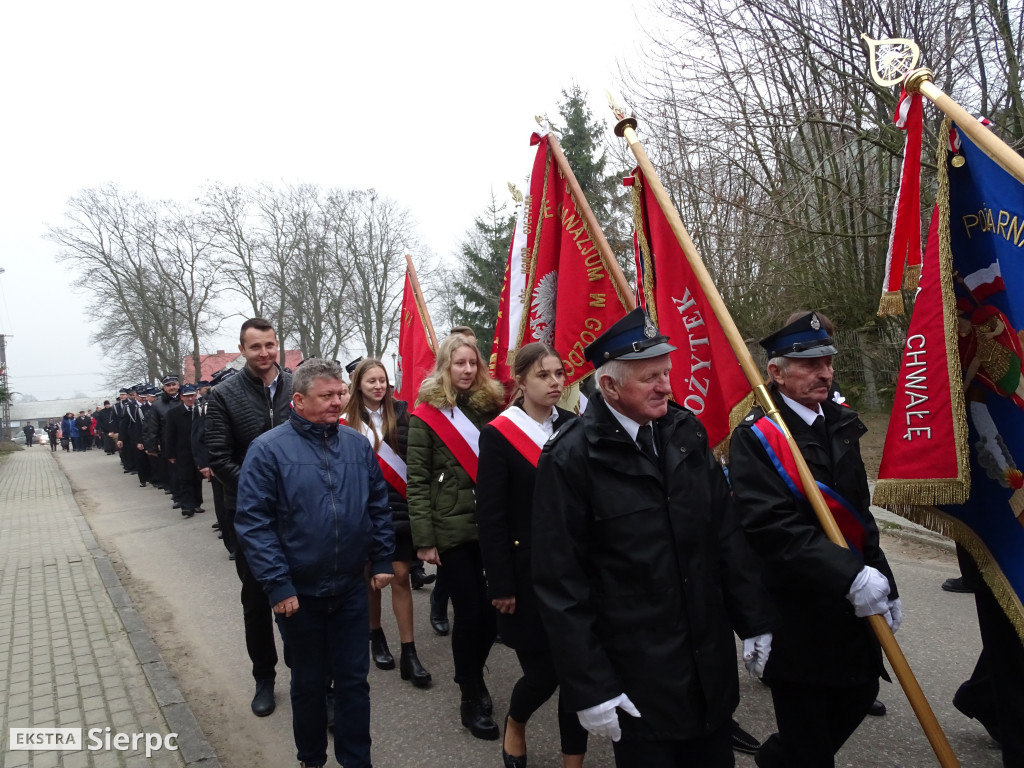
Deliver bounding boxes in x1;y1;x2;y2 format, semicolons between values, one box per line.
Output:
906;69;1024;185
405;253;439;353
607;96;960;768
545;131;637;311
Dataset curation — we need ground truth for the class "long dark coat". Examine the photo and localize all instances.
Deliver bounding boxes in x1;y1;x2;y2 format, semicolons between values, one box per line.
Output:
729;390;898;687
532;394;773;741
477;405;575;652
163;401;198;463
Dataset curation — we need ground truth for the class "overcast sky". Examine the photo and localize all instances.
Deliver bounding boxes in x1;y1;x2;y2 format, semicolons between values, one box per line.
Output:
0;1;653;400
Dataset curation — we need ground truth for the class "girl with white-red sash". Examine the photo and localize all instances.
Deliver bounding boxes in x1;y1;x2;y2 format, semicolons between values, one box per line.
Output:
477;342;588;768
407;334;505;740
345;358;432;688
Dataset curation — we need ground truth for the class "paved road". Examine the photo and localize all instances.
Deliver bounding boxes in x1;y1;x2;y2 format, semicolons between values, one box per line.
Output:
47;448;1006;767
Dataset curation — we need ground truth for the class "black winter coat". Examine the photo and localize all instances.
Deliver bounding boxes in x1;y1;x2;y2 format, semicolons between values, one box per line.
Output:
163;402;197;463
532;395;773;741
477;406;575;652
119;402;145;446
191;399;209;470
356;400;411;539
206;365;293;507
728;390;898;687
144;392;178;454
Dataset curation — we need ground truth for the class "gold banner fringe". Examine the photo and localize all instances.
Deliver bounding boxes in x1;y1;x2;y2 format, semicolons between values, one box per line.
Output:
892;505;1024;644
902;262;922;290
630;172;657;325
876;291;905;317
873;477;969;507
713;391;757;463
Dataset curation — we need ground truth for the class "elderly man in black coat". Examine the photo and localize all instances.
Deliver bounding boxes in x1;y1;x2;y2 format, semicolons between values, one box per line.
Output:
729;312;901;768
164;384;204;517
533;308;774;768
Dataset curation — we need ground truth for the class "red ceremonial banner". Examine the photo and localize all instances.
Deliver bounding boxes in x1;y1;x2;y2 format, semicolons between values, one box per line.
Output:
394;269;435;404
629;167;753;451
514;134;632;386
875;206;968;504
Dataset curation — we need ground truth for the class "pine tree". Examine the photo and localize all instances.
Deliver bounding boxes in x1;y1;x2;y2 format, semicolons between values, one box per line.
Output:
556;84;634;280
452;191;515;356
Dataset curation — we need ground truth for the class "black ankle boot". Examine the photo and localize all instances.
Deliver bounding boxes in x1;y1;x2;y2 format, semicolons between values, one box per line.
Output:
460;683;499;740
399;642;432;687
369;628;395;670
478;676;493;716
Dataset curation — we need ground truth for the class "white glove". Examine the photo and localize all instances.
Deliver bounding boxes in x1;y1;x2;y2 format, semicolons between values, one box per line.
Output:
846;565;891;618
887;598;903;633
742;633;772;678
577;693;642;742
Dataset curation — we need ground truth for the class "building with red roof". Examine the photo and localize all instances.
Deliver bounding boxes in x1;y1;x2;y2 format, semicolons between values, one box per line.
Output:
182;349;303;383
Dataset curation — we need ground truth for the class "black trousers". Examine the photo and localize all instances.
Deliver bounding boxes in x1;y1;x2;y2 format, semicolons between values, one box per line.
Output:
437;541;496;687
172;460;203;511
511;648;588;756
612;721;733;768
957;547;1024;765
135;448;152;484
211;479;233;554
757;678;878;768
232;519;279;681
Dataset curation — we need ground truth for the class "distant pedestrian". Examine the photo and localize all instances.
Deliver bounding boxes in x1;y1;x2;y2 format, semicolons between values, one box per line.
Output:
21;423;35;446
46;421;59;451
60;413;74;452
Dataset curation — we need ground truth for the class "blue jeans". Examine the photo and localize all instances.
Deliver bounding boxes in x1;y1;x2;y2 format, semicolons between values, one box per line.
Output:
274;581;371;768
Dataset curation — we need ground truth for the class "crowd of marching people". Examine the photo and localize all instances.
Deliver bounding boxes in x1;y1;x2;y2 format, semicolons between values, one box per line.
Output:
79;312;1021;768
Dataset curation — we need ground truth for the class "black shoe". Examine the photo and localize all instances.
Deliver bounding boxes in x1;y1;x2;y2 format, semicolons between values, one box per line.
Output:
139;481;146;488
370;628;395;670
410;567;436;589
195;507;206;513
429;589;450;636
212;522;221;529
867;699;886;717
731;720;761;754
163;488;173;495
217;532;224;539
479;677;493;717
173;502;182;509
502;713;528;768
181;509;195;518
325;690;335;732
460;698;499;740
399;643;432;687
251;678;275;716
942;576;974;593
953;684;1003;744
228;552;236;561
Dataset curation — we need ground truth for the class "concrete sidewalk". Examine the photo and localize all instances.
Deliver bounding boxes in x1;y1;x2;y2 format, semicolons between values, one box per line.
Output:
0;448;217;768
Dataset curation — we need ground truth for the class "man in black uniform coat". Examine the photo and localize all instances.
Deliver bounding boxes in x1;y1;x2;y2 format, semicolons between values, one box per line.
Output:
533;308;774;768
206;318;293;718
117;387;141;474
112;389;129;466
729;312;901;768
165;384;204;517
144;375;180;494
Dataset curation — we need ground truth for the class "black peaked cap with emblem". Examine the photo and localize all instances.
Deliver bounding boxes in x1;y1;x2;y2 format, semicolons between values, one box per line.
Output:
584;307;677;369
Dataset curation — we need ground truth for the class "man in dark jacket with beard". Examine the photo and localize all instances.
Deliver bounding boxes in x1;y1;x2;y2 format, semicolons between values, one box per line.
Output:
533;308;774;768
236;358;394;768
729;312;901;768
205;317;293;717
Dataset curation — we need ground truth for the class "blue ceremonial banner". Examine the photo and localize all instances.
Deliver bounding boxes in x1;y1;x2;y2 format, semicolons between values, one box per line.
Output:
881;121;1024;639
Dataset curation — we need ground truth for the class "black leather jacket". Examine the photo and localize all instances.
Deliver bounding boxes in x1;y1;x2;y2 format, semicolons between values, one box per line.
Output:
205;364;293;507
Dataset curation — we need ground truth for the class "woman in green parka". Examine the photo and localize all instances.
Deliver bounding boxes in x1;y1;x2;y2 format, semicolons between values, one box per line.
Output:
407;333;505;741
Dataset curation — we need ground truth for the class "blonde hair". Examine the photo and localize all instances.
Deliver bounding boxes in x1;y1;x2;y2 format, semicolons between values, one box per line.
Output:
417;334;504;409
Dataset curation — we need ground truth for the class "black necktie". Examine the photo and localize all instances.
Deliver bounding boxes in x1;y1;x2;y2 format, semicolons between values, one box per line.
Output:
637;424;658;463
812;415;828;445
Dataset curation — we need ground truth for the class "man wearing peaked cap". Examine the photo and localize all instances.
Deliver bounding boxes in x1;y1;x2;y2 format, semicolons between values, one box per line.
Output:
345;357;364;376
532;307;773;766
164;384;204;518
728;311;900;768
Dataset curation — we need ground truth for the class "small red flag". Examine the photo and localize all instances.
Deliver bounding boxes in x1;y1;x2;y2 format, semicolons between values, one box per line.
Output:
394;269;435;404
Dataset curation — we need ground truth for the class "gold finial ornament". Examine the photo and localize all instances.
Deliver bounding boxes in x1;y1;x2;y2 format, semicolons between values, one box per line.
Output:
605;91;638;137
508;182;523;204
862;35;921;87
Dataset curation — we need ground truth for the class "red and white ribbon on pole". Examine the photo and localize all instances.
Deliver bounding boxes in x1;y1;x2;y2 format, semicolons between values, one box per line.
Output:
878;87;924;317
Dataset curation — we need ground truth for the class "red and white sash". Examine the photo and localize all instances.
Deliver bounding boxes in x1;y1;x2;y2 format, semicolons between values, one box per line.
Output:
357;420;408;498
412;403;481;482
489;406;551;467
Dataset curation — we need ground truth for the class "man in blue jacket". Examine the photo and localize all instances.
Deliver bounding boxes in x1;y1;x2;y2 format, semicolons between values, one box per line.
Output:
235;358;395;768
